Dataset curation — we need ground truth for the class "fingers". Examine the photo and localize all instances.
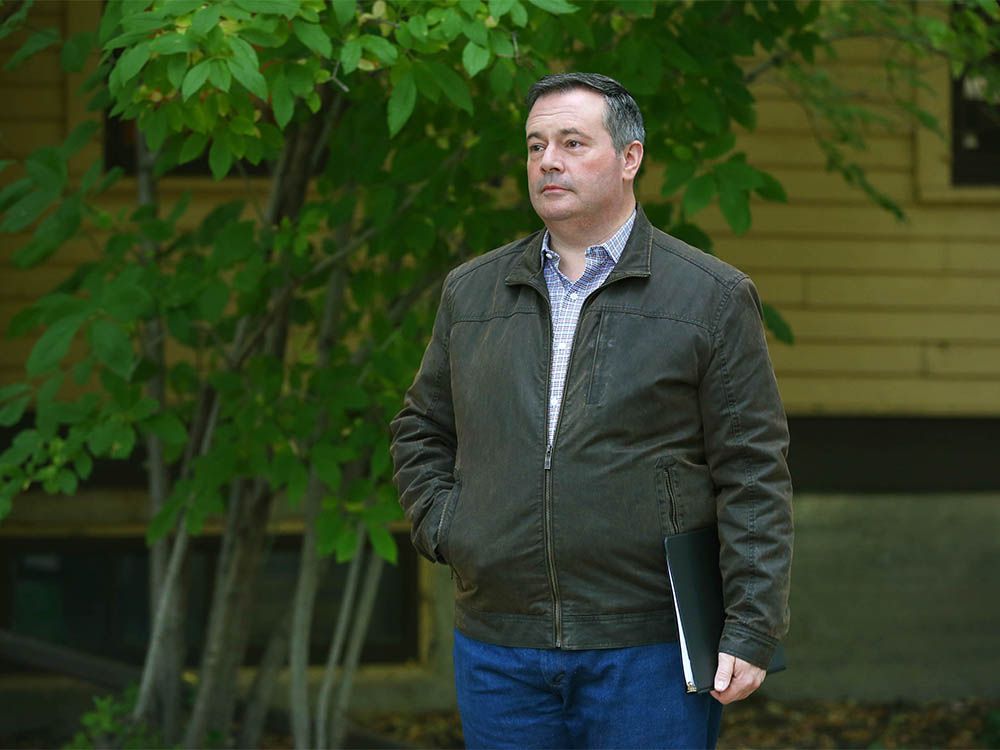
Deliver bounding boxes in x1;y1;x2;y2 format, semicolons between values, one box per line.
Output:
713;652;734;693
709;654;766;705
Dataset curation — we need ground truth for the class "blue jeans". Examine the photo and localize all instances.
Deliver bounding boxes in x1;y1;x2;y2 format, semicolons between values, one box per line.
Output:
453;630;724;749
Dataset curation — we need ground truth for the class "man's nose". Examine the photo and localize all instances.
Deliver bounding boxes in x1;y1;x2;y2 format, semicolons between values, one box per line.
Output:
539;144;562;172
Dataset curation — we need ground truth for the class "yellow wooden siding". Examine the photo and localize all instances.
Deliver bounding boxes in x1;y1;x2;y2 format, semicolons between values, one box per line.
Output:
1;7;999;415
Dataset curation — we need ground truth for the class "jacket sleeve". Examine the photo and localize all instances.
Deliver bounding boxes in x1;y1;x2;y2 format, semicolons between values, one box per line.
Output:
698;275;794;670
389;272;458;564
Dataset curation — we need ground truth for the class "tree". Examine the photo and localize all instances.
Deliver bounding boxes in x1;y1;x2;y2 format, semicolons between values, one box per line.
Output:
0;0;997;747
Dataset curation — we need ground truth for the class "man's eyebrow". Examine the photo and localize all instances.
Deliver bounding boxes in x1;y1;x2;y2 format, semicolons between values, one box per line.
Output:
526;127;589;141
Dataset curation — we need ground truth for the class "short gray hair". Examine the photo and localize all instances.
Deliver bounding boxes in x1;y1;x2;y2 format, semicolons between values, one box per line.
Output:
526;72;645;154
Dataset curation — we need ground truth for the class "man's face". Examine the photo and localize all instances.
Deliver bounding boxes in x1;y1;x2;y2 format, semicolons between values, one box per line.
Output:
525;88;629;227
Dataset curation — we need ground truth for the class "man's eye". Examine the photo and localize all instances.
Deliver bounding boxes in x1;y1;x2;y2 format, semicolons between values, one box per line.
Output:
529;144;544;152
567;140;580;148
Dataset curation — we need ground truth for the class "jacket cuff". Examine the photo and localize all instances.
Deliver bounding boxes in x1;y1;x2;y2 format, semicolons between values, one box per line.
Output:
718;621;780;671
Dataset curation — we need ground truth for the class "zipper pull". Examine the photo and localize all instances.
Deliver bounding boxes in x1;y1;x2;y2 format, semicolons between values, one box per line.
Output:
544;443;553;470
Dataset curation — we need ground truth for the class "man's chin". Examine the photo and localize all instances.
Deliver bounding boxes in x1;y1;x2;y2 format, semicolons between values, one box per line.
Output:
532;195;578;222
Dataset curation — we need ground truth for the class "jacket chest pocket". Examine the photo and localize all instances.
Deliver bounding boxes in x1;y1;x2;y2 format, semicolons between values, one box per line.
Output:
584;311;704;407
655;455;718;536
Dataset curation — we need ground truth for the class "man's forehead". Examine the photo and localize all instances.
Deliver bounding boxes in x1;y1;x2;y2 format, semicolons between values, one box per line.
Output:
525;90;605;133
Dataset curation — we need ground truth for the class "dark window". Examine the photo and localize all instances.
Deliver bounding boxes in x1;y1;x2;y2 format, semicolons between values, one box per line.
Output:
952;73;1000;185
0;533;418;672
787;417;1000;493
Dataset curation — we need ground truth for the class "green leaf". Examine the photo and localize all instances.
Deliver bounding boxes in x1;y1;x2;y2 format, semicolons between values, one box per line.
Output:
191;4;223;36
510;0;528;26
0;395;30;427
488;60;512;95
197;278;229;321
407;15;429;40
61;31;96;72
688;89;725;134
332;0;357;27
182;59;212;101
26;314;87;377
762;302;794;344
144;411;188;446
334;522;362;562
340;38;362;74
701;131;736;160
718;186;751;235
5;27;60;72
208;139;233;180
147;491;185;543
387;70;417;137
367;522;397;564
0;383;30;402
754;171;788;203
428;62;473;113
166;54;188;89
25;147;68;194
13;193;83;268
89;319;134;378
117;40;151;83
228;57;268;98
209;59;232;92
489;0;516;17
526;0;577;14
58;121;99;160
462;41;490;77
271;72;295;128
102;281;155;321
179;131;209;163
292;18;332;57
149;32;197;55
233;0;300;15
74;451;93;480
360;34;398;64
682;173;716;216
714;158;762;191
312;443;343;491
660;160;695;196
462;19;489;47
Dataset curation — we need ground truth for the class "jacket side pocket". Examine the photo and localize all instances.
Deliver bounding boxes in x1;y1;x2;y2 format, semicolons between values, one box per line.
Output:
434;480;461;564
654;457;681;537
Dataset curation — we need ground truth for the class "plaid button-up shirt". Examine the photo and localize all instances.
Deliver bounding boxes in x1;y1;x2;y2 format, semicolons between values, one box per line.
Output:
541;210;636;444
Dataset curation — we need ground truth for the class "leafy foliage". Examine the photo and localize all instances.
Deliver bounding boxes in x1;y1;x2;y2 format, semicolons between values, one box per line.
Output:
0;0;998;566
1;0;999;555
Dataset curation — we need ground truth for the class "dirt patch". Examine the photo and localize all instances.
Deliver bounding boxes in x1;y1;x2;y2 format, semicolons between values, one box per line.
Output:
361;697;1000;749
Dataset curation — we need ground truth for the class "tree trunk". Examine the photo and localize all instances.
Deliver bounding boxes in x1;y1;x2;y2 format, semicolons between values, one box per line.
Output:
315;526;364;750
238;605;291;749
289;265;347;748
135;130;186;742
328;551;384;750
183;482;274;748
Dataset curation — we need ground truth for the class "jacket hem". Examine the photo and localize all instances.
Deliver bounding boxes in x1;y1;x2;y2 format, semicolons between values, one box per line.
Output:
455;602;680;650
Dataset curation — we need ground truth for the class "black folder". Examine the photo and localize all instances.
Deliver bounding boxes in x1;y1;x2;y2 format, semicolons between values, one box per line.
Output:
664;525;786;694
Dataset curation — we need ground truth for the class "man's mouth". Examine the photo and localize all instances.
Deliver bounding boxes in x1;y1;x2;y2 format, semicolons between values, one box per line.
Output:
541;184;569;193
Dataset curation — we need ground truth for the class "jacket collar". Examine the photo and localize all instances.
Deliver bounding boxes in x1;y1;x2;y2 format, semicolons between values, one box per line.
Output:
505;204;653;289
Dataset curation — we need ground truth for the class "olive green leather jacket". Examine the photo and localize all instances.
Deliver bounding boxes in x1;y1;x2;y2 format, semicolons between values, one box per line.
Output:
390;208;793;669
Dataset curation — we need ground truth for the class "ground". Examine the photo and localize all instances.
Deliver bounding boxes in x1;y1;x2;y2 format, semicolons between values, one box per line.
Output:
359;697;1000;749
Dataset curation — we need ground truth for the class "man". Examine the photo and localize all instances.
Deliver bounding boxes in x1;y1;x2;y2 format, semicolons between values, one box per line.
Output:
390;72;793;749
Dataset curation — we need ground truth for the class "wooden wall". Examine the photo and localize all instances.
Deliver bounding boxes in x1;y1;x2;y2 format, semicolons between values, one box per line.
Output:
2;4;999;417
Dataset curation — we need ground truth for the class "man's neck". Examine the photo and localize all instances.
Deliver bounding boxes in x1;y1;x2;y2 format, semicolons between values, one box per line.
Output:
545;199;636;258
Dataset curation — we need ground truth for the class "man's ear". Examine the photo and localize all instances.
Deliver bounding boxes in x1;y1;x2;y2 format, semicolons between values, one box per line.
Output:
622;140;644;180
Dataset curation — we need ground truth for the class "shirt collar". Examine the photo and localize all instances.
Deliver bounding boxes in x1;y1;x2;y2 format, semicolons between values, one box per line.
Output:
540;208;637;266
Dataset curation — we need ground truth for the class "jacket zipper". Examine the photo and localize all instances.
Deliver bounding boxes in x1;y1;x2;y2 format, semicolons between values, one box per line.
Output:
542;442;561;647
541;273;621;649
